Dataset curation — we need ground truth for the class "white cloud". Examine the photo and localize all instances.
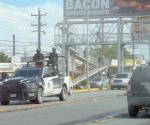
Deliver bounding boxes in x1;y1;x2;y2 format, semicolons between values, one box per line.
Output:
0;1;63;56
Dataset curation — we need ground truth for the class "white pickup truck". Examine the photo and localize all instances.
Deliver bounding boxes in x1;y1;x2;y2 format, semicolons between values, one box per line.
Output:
0;63;72;105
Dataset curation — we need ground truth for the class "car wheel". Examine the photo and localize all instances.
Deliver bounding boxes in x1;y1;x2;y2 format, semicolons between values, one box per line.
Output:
68;87;73;96
35;88;43;104
30;100;36;104
111;86;114;90
1;100;10;105
59;85;67;101
128;105;139;117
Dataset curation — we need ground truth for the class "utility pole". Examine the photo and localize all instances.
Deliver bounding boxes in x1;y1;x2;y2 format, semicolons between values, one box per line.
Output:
31;8;46;51
24;48;27;62
86;5;89;87
13;34;16;56
132;31;135;69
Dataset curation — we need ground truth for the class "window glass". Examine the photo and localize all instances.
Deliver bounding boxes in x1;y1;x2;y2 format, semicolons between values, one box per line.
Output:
43;68;51;76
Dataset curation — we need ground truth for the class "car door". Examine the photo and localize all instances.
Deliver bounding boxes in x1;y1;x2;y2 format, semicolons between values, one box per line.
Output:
43;68;53;95
50;71;62;94
131;67;150;97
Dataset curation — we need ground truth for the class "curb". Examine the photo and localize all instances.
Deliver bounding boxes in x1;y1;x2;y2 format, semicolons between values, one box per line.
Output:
73;88;99;93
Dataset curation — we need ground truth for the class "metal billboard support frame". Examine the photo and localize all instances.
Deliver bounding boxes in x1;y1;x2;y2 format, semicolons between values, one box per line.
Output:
55;17;150;75
117;17;124;73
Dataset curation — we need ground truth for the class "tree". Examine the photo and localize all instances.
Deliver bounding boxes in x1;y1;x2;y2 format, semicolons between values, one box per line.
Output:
0;52;11;63
89;45;131;62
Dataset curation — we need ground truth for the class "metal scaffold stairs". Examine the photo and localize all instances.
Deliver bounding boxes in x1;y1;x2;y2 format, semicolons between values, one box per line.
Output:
72;66;108;86
69;47;98;68
69;47;108;86
56;46;109;86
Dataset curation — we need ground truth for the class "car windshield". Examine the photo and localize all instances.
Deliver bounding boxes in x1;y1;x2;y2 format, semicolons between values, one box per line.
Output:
116;74;129;78
14;69;41;77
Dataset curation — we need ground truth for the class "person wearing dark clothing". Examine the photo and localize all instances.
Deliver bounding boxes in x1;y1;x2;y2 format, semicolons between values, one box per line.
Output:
98;56;102;67
33;49;44;66
1;72;8;81
48;48;58;71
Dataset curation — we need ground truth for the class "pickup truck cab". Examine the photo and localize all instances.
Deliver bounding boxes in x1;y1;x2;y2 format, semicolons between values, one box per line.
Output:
0;63;72;105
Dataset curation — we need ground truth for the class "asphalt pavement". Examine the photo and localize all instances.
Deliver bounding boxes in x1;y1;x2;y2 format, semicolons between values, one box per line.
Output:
0;90;149;125
0;90;125;113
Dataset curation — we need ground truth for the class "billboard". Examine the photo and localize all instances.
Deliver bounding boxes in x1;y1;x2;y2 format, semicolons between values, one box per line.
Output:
64;0;150;19
113;0;150;16
132;17;150;40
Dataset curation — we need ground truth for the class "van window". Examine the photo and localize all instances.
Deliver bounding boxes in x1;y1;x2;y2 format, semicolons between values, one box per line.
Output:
130;67;150;85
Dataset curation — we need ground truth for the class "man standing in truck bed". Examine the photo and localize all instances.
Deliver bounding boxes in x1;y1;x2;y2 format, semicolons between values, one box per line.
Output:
33;49;44;66
48;47;58;71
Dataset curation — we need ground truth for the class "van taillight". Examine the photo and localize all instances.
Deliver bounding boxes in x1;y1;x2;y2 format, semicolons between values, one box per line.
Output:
128;84;131;92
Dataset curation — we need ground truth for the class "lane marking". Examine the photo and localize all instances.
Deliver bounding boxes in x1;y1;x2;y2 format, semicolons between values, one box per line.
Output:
85;116;114;125
85;112;128;125
0;108;5;112
73;89;99;93
16;106;21;111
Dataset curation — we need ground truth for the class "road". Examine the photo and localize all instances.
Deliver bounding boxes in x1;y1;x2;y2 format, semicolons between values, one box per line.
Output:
0;90;149;125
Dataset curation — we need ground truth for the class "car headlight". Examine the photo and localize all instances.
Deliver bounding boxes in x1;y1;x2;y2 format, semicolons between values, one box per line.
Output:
0;82;4;86
26;83;37;89
21;80;37;89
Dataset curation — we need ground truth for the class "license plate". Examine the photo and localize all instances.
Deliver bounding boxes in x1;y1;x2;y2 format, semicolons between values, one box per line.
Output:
10;94;16;98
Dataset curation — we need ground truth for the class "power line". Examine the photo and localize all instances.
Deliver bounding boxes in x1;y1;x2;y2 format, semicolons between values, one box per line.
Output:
0;0;31;14
31;8;47;51
0;23;31;33
0;3;32;25
0;40;11;42
0;39;37;44
0;11;31;27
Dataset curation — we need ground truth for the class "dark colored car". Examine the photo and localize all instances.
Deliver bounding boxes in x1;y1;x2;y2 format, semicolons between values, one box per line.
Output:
0;65;72;105
127;66;150;117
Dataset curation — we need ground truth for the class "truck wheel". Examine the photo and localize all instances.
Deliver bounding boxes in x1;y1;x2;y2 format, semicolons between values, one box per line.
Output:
99;84;103;90
59;85;67;101
128;105;139;117
30;100;36;104
35;88;43;104
1;100;10;105
68;88;73;96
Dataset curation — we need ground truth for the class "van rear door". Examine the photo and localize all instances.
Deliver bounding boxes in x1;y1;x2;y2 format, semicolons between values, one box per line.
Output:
130;67;150;97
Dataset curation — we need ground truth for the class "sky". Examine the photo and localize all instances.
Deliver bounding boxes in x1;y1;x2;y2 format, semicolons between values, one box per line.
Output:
0;0;149;62
0;0;63;57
